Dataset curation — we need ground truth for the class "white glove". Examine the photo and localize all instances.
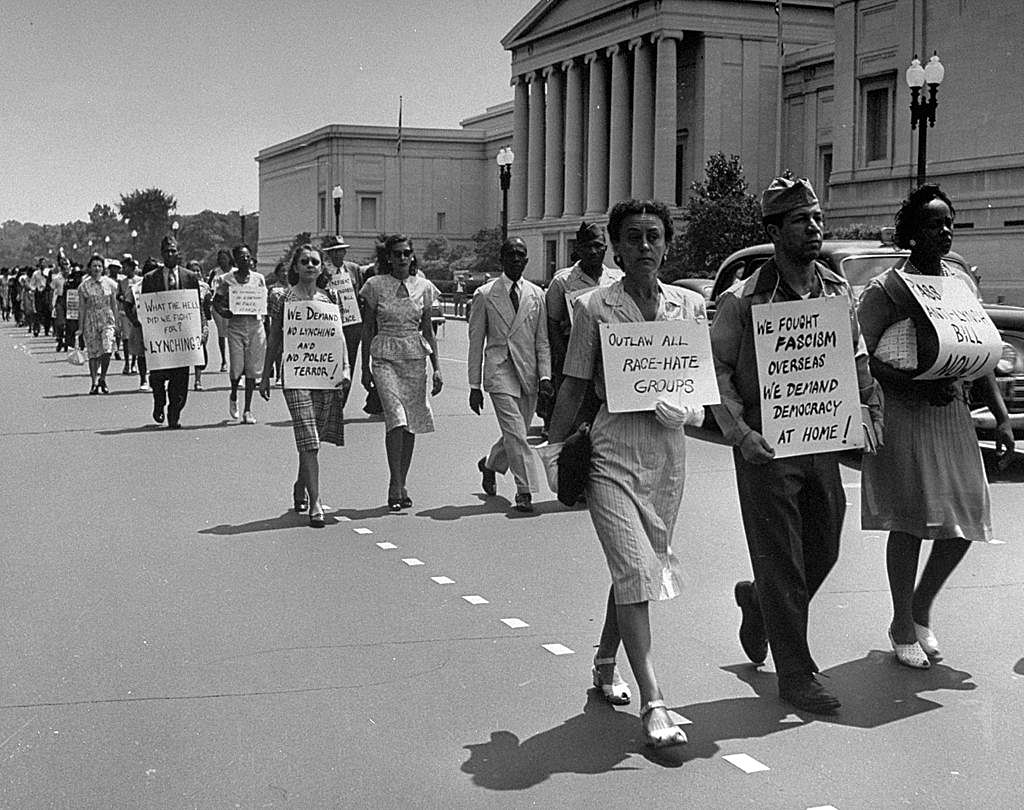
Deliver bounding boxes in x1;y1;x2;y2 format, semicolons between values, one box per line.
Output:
654;398;705;430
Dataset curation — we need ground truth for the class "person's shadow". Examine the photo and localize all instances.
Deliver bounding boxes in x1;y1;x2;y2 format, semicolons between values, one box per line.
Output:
198;510;311;535
1014;657;1024;676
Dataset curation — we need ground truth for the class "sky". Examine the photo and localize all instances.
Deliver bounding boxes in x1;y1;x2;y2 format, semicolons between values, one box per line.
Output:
1;0;539;225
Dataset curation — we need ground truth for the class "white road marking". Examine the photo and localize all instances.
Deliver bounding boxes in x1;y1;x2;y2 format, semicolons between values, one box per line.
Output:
461;594;488;605
431;576;455;584
376;542;398;550
807;806;839;810
402;558;424;567
541;643;574;655
722;753;770;773
353;527;373;535
500;618;529;628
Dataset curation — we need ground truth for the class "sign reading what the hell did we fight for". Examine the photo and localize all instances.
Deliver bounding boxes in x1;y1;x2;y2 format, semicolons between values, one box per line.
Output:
138;289;205;371
752;296;862;458
897;270;1001;380
599;320;720;413
283;300;347;389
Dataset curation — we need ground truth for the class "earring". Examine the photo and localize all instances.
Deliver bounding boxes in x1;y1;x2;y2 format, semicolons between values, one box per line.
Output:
613;254;622;265
909;239;916;247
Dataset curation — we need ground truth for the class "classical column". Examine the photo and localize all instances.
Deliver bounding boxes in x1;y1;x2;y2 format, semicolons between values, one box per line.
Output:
543;65;565;219
527;71;546;219
511;75;530;224
607;44;632;205
562;59;584;217
584;51;609;216
630;36;654;199
653;32;680;203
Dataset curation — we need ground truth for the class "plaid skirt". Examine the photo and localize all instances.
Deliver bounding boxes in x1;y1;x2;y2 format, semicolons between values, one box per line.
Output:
283;388;345;452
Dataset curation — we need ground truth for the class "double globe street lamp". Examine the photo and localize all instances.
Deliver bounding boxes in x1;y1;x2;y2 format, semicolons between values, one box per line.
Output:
332;185;344;237
906;52;945;187
496;147;515;241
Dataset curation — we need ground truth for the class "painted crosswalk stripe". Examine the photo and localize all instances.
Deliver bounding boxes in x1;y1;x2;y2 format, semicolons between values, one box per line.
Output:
353;527;373;535
402;558;425;567
541;643;574;655
462;595;489;605
723;753;769;773
807;805;839;810
376;541;398;550
501;618;529;629
431;576;455;584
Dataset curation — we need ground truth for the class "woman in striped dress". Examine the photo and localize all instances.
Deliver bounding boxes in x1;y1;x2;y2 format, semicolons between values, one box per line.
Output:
548;199;706;749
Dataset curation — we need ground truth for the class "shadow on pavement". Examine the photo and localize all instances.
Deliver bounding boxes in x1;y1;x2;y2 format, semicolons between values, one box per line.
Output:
198;510;306;535
1014;657;1024;675
97;420;233;435
461;692;664;791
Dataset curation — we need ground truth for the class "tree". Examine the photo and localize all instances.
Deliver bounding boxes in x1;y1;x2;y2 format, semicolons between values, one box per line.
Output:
281;231;313;264
119;188;177;260
470;227;503;274
664;153;764;281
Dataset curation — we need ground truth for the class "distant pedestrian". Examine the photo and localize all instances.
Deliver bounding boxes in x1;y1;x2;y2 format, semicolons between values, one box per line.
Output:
187;259;214;391
78;254;119;394
0;268;11;321
208;248;234;372
322;235;365;384
213;244;266;423
116;255;142;375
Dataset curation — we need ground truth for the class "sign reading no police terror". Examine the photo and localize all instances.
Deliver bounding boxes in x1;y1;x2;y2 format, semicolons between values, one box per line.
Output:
138;289;205;371
599;320;719;413
283;300;347;389
752;296;863;458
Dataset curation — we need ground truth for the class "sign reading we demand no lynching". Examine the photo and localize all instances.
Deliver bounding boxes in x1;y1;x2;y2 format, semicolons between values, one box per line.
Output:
752;296;863;458
283;300;347;389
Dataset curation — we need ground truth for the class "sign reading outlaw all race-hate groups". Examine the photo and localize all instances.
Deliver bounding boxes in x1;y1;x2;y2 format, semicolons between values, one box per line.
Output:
897;270;1001;380
138;289;205;371
228;283;268;316
283;300;347;389
599;320;719;413
752;296;862;458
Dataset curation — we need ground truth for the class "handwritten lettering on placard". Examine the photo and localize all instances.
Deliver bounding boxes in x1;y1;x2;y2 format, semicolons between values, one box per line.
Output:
599;320;719;413
752;296;862;458
138;289;205;370
228;284;267;316
283;300;348;389
327;270;362;326
65;288;79;320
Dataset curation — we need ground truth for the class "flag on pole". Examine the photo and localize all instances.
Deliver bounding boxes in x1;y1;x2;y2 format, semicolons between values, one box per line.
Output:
774;0;781;14
396;96;403;154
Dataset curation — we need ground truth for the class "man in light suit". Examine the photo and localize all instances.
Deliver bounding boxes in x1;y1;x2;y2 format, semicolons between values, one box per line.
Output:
140;235;203;428
468;237;553;513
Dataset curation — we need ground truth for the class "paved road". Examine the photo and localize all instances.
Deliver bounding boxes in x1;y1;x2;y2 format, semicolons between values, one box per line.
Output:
2;319;1023;808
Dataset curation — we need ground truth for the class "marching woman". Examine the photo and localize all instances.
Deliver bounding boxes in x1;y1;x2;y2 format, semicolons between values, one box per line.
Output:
260;244;349;528
214;245;267;422
78;253;119;394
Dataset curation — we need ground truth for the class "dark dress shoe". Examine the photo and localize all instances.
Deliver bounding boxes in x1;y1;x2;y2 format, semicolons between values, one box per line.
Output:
514;493;533;513
778;676;841;715
478;457;496;496
167;420;182;429
152;407;165;424
735;580;768;665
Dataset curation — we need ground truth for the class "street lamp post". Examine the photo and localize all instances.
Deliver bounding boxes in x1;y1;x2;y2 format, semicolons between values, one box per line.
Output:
172;220;180;244
131;230;138;252
332;185;343;236
240;207;247;244
104;235;110;257
906;52;945;187
496;147;515;242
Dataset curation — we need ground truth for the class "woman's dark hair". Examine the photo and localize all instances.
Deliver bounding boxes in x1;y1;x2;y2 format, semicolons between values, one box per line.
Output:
231;243;253;266
287;243;328;286
376;234;418;276
894;184;955;249
606;199;674;244
216;248;233;266
86;253;105;272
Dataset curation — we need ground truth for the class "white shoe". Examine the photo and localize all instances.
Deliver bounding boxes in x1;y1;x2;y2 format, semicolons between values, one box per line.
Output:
139;383;151;392
229;396;239;420
242;411;256;424
914;623;940;657
889;629;930;669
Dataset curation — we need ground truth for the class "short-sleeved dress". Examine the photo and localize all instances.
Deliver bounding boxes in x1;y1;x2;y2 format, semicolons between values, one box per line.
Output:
269;287;346;452
563;280;707;604
858;265;992;541
78;275;119;358
360;274;435;434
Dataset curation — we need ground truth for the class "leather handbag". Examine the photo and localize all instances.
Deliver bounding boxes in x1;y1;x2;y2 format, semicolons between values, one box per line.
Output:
557;423;592;507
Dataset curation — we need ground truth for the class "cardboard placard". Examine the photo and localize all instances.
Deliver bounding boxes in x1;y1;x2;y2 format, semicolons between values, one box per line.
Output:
599;320;719;413
283;300;347;389
897;271;1001;380
138;289;205;370
752;296;863;458
228;284;267;316
65;288;79;321
327;269;362;326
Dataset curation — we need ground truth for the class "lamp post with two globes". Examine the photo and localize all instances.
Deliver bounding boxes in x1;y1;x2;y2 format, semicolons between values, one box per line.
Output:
496;147;515;242
906;52;945;187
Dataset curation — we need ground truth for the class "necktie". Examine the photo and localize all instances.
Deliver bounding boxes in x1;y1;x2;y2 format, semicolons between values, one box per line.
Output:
167;270;177;290
509;282;519;313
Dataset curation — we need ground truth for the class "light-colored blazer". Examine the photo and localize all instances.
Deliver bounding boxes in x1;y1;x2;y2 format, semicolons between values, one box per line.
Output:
468;275;551;396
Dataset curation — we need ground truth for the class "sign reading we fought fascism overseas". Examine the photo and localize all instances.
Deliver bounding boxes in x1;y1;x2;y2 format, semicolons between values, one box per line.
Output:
752;296;863;458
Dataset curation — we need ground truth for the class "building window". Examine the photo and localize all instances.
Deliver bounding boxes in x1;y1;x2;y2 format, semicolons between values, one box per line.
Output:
437;212;446;232
862;77;894;164
318;191;327;233
675;129;689;206
544;239;558;281
358;195;379;231
818;147;833;203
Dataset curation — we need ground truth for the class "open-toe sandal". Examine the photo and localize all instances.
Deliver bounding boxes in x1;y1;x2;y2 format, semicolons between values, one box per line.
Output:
592;656;631;705
640;700;687;748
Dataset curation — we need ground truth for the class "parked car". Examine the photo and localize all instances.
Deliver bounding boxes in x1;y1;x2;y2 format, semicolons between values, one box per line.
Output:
696;240;1024;438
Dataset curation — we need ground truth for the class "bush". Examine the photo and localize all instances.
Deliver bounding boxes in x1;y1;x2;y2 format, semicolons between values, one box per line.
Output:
825;222;883;240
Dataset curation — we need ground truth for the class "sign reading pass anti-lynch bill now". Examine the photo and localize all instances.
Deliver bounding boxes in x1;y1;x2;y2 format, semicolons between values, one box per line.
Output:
599;320;719;413
138;289;205;371
752;296;862;458
283;300;347;389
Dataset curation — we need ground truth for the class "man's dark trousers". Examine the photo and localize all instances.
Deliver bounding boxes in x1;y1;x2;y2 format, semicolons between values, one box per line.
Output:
151;367;189;423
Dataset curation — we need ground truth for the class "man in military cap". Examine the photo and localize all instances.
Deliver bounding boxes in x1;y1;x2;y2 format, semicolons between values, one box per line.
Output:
321;235;365;381
710;177;883;715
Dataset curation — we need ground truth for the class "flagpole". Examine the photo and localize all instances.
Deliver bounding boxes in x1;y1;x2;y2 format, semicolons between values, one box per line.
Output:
397;95;403;231
775;1;784;175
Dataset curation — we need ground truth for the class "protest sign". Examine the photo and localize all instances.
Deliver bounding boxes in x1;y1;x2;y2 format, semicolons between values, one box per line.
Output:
897;271;1000;380
138;289;205;370
65;288;79;321
283;300;347;389
599;320;719;413
228;284;267;316
327;270;362;326
752;296;862;458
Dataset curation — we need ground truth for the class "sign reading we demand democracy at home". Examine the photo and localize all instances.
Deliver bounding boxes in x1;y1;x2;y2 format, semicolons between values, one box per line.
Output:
752;296;862;458
599;320;719;413
283;300;347;389
138;289;205;371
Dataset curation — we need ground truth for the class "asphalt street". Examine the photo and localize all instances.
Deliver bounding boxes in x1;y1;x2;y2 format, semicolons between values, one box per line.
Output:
2;318;1023;809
